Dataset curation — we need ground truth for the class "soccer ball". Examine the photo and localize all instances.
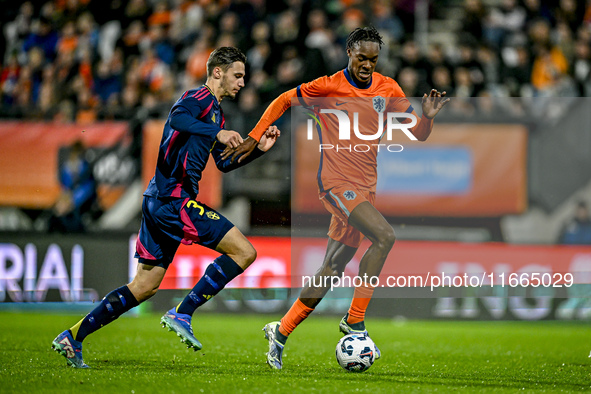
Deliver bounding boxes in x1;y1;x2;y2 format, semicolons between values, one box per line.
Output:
335;333;376;372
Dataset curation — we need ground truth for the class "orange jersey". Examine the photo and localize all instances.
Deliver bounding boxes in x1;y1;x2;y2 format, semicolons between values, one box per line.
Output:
250;69;433;192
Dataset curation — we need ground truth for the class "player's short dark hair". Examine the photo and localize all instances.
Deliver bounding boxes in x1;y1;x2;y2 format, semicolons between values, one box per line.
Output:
206;47;246;76
346;26;384;50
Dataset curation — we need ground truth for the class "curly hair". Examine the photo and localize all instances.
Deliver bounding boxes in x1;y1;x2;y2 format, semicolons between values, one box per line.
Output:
346;26;384;50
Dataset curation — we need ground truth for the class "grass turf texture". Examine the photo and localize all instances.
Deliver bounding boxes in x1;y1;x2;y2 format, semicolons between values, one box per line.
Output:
0;311;589;393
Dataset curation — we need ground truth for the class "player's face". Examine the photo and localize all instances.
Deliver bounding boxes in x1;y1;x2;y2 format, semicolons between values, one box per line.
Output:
347;41;380;85
220;62;246;99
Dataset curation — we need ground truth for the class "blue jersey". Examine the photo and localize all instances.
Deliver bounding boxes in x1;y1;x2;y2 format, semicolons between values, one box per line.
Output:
144;86;261;200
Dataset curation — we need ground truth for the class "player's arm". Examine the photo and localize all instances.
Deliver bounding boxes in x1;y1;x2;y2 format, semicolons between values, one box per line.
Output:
170;96;242;148
249;77;329;142
249;91;296;142
213;126;280;173
169;97;223;137
220;89;296;162
223;76;329;162
400;89;449;141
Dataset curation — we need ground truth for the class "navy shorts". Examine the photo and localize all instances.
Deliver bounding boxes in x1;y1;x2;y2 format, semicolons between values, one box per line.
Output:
135;196;234;269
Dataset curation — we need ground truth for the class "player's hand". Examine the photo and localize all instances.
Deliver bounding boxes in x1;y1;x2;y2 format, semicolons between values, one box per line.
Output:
221;136;258;163
257;126;281;152
421;89;450;119
216;129;243;149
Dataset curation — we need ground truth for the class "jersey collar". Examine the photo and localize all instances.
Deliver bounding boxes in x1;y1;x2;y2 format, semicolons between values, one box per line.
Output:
344;68;372;89
203;84;219;106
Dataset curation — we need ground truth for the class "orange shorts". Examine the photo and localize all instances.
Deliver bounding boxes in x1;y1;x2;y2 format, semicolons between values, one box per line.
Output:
319;185;375;248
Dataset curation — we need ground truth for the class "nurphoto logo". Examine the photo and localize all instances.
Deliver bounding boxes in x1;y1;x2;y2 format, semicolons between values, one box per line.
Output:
304;97;418;153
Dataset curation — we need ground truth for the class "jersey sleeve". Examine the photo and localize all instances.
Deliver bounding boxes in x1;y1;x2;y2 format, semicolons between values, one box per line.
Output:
248;76;331;141
169;95;222;138
388;80;434;142
248;88;296;141
297;75;331;103
387;80;413;113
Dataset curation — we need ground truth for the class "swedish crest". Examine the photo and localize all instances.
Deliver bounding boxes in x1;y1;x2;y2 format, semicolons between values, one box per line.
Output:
206;211;220;220
372;96;385;113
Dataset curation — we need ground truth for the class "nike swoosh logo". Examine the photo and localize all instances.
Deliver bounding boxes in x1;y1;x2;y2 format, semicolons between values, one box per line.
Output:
336;101;348;106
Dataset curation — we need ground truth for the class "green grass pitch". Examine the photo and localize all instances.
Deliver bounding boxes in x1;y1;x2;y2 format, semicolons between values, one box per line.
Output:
0;311;590;392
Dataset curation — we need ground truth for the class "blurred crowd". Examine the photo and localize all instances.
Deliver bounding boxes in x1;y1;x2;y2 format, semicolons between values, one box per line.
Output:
0;0;590;127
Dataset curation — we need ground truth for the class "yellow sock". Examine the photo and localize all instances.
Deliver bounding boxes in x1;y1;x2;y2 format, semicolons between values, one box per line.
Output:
69;316;86;341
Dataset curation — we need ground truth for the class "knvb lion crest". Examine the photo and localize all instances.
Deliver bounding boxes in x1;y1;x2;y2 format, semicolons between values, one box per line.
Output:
372;96;385;113
343;190;357;200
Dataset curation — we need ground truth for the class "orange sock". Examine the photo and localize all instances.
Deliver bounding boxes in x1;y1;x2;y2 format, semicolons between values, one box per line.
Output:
278;298;314;337
347;285;375;324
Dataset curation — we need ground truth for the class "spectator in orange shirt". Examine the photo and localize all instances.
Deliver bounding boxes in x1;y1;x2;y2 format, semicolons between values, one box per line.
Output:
57;21;78;55
148;1;172;27
186;37;213;85
531;43;569;92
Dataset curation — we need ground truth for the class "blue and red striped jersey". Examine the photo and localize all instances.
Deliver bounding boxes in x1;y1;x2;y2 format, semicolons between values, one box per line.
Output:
144;86;260;200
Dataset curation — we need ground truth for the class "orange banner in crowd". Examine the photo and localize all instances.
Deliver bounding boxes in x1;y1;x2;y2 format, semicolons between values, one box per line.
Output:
142;120;222;208
0;121;129;209
294;123;528;216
